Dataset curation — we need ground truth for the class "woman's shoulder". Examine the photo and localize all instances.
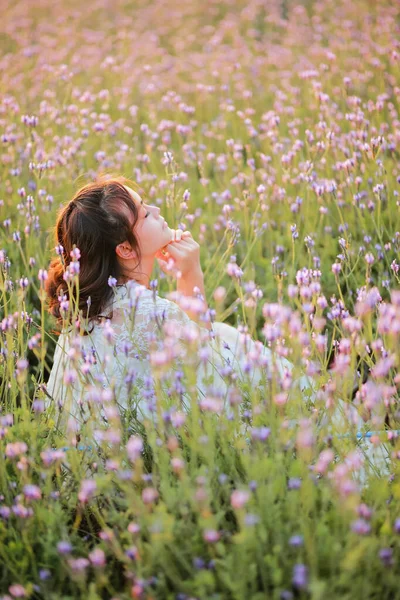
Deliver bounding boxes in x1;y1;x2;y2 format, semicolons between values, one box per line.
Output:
114;281;167;307
113;281;198;325
113;281;185;316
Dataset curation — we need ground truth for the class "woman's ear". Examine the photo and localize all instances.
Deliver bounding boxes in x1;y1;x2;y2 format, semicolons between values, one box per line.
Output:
115;242;137;260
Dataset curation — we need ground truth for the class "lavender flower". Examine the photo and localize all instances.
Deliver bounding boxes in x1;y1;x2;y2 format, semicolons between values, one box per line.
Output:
292;563;308;589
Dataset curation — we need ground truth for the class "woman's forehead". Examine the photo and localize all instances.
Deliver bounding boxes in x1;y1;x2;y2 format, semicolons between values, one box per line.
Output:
123;185;142;206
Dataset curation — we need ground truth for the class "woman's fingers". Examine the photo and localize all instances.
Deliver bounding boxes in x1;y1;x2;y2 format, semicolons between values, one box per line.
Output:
158;230;194;263
170;229;192;242
164;244;185;259
170;239;193;250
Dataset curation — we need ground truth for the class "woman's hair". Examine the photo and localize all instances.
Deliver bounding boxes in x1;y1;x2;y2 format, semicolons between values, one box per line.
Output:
45;174;143;328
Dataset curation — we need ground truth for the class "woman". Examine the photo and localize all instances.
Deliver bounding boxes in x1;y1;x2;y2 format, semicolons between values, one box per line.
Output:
44;175;390;483
45;175;312;431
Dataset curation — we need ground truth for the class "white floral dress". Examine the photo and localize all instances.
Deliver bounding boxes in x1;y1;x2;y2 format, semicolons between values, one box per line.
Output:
46;281;310;429
45;280;390;483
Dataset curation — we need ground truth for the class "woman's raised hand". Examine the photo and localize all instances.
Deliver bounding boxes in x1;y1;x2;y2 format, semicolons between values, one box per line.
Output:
155;230;202;279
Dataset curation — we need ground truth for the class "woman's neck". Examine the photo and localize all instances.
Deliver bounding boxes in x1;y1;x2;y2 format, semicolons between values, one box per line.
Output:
117;256;155;289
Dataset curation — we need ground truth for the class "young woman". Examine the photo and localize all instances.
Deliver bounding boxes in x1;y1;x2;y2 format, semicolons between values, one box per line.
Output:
45;175;312;428
44;175;390;483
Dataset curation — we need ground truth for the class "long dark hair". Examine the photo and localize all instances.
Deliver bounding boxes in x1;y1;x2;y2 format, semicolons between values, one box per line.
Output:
45;174;143;328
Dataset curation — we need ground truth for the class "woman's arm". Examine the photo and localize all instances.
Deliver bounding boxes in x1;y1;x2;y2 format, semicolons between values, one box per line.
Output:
156;231;212;330
177;267;212;330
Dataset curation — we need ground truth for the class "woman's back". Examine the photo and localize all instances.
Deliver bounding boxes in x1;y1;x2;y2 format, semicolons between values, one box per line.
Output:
45;281;233;432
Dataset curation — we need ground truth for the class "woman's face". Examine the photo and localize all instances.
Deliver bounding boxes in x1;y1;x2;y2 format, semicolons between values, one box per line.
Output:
125;185;173;257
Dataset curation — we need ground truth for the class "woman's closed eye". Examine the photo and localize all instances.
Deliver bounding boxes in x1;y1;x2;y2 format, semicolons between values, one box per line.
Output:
145;210;150;218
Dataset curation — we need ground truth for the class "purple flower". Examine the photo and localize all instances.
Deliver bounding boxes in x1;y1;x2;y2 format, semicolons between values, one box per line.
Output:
379;548;394;567
23;484;42;501
250;426;271;441
57;541;72;554
364;252;374;265
125;546;139;560
289;535;304;547
32;399;45;412
193;557;206;569
292;563;308;589
244;513;260;526
394;518;400;534
39;569;51;580
226;262;243;279
357;503;373;520
288;478;302;490
351;519;371;535
0;506;11;519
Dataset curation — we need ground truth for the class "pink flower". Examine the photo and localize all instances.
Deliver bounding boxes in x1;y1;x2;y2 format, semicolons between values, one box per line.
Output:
67;557;90;571
296;421;315;449
171;457;185;474
70;247;81;260
78;479;97;504
203;529;220;543
199;396;224;413
330;353;351;375
371;355;395;378
126;436;144;462
128;522;141;535
9;584;27;597
142;487;159;504
226;262;243;279
5;442;28;458
314;449;334;475
231;490;250;509
213;286;226;302
89;548;106;567
274;392;288;406
170;411;186;428
355;287;382;316
40;449;66;466
38;269;48;282
332;262;342;275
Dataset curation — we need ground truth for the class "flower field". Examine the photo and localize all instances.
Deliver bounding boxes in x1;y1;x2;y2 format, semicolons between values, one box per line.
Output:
0;0;400;598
